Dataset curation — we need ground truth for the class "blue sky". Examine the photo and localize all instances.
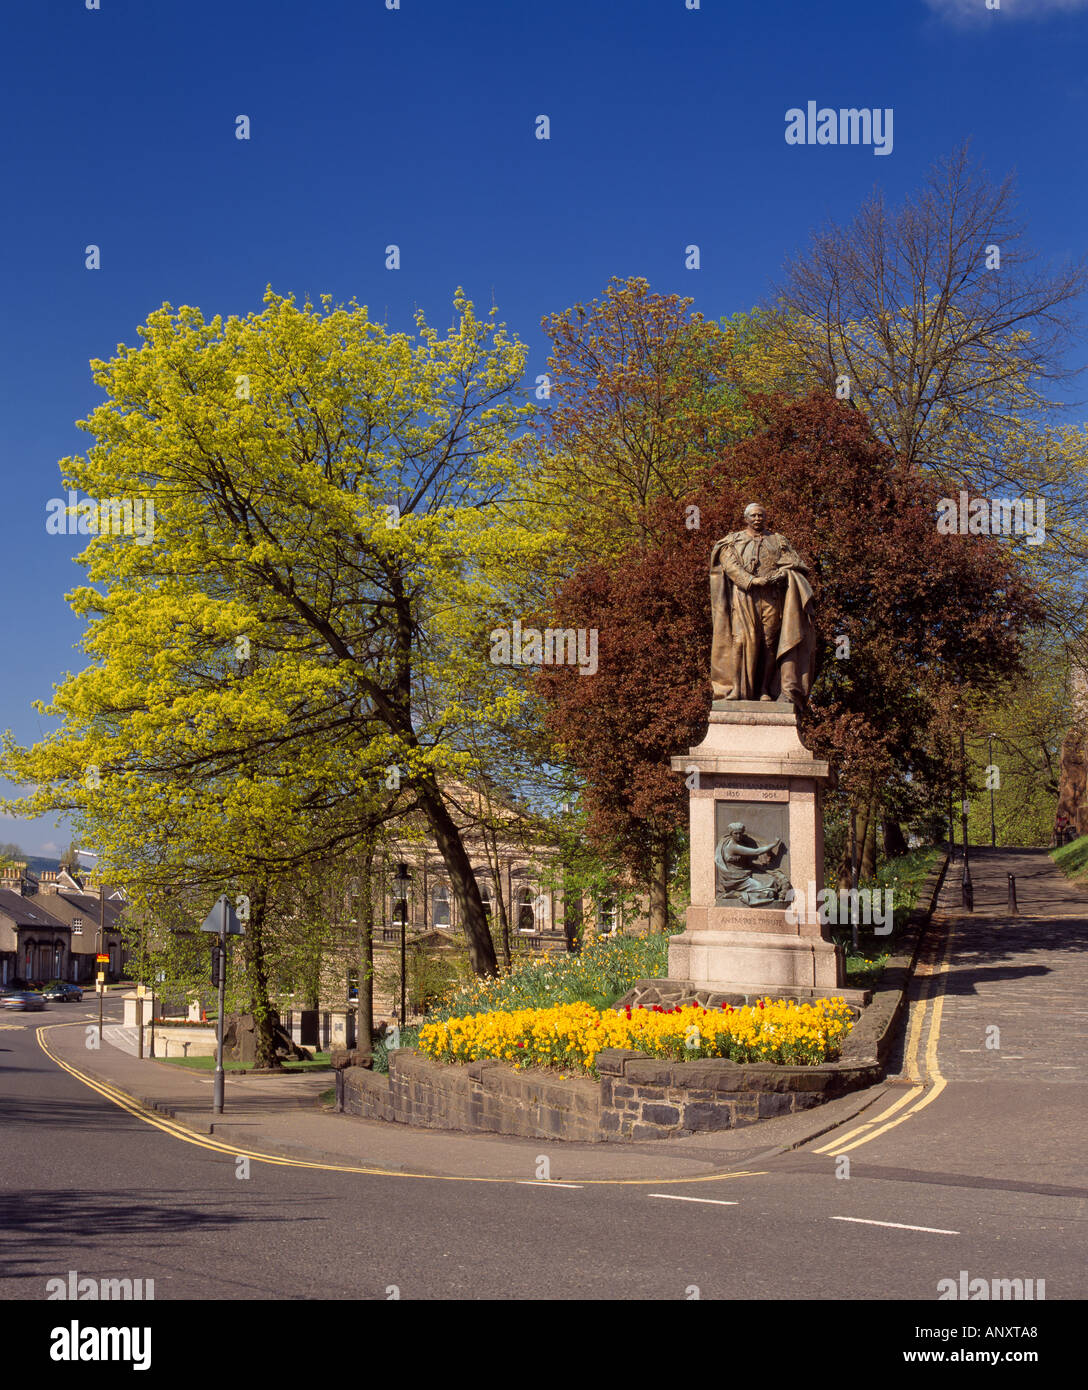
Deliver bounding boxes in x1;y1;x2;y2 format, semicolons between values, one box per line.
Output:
2;0;1085;854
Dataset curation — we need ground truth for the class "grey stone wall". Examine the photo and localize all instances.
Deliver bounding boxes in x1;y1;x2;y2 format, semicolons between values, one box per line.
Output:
343;1047;880;1143
595;1049;880;1139
345;1051;601;1141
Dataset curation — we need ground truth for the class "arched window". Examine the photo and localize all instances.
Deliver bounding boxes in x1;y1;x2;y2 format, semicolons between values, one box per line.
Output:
479;882;493;916
517;888;535;933
432;883;450;928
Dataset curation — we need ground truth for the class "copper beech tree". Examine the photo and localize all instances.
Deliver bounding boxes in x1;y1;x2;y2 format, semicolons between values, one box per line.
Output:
536;393;1042;912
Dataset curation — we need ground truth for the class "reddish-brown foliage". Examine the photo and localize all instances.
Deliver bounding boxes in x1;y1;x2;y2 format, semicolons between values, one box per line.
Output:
536;393;1042;872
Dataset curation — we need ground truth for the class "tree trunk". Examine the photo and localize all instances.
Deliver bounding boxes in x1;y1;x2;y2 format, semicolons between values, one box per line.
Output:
648;840;670;934
493;849;512;971
244;884;279;1070
416;775;497;975
882;818;909;858
839;801;869;889
357;844;374;1053
861;797;878;880
563;875;583;953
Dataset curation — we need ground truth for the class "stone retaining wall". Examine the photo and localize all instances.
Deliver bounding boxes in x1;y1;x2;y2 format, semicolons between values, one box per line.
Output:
343;1046;880;1143
344;1050;600;1140
597;1049;880;1139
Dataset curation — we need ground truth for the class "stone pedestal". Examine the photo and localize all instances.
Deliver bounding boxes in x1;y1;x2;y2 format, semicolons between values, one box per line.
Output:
669;701;844;994
329;1006;356;1051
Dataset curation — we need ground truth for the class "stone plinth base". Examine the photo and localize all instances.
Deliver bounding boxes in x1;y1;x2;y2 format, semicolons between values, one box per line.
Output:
668;929;845;993
670;700;844;993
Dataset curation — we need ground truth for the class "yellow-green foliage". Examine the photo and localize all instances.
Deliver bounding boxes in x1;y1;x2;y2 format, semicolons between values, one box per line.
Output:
1;289;544;889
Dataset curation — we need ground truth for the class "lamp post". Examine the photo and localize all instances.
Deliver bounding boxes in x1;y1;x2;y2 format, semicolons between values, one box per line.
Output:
849;805;859;953
393;862;411;1024
988;732;997;849
960;729;973;911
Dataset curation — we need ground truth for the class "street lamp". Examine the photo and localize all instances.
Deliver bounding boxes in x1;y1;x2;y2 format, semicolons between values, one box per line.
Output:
393;862;411;1024
987;732;997;849
959;729;973;911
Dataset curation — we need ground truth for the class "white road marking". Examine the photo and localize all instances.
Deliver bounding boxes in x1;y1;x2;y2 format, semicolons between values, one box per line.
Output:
832;1216;959;1235
516;1180;583;1188
649;1193;738;1206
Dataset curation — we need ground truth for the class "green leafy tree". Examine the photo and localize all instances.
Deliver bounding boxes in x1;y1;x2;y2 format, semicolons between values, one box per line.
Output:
3;288;544;982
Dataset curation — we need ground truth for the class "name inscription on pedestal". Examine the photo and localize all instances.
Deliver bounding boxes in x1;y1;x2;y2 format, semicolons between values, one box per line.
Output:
715;787;788;802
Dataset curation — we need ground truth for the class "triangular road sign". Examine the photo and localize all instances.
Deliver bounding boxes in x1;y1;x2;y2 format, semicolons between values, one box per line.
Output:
199;894;244;935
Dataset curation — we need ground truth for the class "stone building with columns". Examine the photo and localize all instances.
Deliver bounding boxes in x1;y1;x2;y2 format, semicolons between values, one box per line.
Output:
302;784;653;1016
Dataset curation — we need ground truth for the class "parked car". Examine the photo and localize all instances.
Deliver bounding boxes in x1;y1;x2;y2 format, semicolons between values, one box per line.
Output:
0;989;47;1012
41;981;84;1003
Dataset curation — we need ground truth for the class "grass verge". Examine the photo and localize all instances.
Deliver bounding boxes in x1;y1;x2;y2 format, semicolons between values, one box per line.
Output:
161;1051;332;1072
1052;834;1088;882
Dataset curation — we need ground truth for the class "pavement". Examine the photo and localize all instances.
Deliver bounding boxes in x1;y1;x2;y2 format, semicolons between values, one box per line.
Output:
35;845;1088;1186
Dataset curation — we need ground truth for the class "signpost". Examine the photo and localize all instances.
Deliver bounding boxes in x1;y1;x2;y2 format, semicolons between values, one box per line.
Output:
95;953;109;1039
200;895;244;1114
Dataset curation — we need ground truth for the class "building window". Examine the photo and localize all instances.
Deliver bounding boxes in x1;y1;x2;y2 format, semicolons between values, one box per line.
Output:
72;918;83;935
597;896;618;935
479;882;492;916
432;883;450;928
517;888;535;933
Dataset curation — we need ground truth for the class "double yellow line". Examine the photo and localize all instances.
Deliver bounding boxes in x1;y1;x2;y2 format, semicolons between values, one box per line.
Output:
810;913;955;1155
36;1022;766;1188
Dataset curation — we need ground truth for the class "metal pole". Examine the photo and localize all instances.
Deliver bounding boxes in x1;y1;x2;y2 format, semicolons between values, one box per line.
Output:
400;905;407;1025
213;899;227;1115
849;805;859;953
138;916;146;1058
988;733;996;849
97;879;105;1043
1007;874;1018;913
960;731;973;911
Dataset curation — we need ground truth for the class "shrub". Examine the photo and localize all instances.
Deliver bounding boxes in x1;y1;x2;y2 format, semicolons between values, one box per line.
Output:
429;933;669;1021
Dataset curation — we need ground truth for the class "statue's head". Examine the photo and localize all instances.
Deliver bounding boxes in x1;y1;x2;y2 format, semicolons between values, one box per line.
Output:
727;821;746;835
743;502;766;533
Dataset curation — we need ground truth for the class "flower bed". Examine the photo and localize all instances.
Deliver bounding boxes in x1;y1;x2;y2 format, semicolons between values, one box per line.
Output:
418;996;853;1076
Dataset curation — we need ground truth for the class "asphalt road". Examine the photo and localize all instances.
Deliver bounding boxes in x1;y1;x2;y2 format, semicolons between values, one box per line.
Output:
0;974;1083;1307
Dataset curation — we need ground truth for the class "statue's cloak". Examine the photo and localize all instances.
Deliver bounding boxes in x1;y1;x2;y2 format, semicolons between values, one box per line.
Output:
709;533;816;708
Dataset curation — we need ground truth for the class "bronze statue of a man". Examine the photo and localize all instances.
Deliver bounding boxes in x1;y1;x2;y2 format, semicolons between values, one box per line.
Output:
710;502;816;709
